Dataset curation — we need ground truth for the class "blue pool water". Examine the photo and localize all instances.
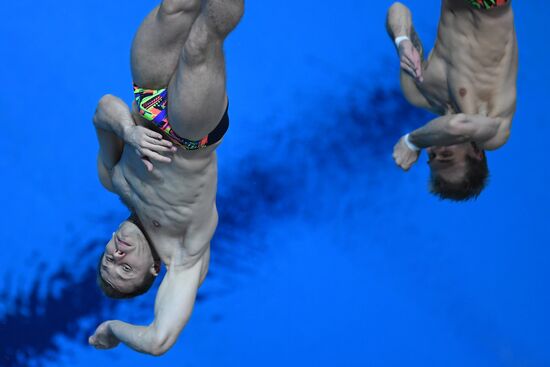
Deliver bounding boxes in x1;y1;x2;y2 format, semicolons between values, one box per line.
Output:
1;1;549;366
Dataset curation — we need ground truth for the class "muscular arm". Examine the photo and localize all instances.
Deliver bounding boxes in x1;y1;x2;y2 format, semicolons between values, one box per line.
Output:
93;94;176;187
91;257;204;356
392;113;507;170
93;94;136;191
386;2;413;41
386;2;429;107
94;94;136;169
408;113;506;149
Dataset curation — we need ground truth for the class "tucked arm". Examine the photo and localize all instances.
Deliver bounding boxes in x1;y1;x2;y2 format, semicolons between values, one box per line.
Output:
93;94;137;191
93;94;136;171
408;113;505;149
392;113;507;171
386;2;429;107
90;257;203;356
386;2;414;42
93;94;176;179
386;2;424;79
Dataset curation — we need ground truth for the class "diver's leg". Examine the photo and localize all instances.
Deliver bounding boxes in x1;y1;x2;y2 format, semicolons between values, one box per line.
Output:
166;0;244;140
131;0;201;88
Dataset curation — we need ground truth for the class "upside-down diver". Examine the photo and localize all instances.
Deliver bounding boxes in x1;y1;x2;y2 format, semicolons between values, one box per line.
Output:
387;0;518;201
89;0;243;355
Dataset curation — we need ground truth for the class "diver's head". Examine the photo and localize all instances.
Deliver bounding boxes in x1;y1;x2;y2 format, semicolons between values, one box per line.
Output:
427;142;489;201
97;219;159;299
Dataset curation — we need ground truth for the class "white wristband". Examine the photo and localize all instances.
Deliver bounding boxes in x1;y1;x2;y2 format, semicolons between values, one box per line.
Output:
404;133;421;152
395;35;410;48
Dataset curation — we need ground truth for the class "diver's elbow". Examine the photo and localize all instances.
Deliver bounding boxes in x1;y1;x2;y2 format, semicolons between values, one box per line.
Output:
149;346;169;357
148;333;176;357
149;343;170;357
388;2;410;18
93;94;117;126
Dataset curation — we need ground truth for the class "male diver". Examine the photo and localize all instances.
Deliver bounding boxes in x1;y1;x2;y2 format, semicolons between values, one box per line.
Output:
88;0;243;355
387;0;518;200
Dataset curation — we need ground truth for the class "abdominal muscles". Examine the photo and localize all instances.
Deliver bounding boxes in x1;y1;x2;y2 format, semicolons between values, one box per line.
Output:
115;145;219;236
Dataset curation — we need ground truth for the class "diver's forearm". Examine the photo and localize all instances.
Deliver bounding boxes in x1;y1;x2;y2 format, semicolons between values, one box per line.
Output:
409;113;501;148
409;115;469;148
386;2;412;39
93;94;135;169
93;94;135;141
109;321;160;356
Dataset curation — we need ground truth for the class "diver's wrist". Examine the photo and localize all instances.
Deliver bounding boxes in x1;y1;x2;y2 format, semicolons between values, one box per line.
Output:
395;35;410;48
404;133;421;152
121;124;133;142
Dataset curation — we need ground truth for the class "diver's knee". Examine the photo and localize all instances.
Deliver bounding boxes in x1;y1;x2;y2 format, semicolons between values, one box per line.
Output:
182;21;213;65
160;0;200;16
205;0;244;37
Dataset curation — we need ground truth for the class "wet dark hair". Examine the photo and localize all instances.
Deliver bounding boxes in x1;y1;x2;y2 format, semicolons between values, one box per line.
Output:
429;151;489;201
96;254;156;299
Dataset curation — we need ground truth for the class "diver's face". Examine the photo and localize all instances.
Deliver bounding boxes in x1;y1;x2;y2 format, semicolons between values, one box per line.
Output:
427;143;477;183
100;221;156;293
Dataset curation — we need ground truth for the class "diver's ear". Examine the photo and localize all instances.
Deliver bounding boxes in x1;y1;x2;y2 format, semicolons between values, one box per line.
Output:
471;143;484;160
473;150;484;160
150;261;161;276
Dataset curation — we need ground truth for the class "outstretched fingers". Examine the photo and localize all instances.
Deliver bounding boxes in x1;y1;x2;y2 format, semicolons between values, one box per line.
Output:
135;145;172;172
134;127;178;168
143;130;176;149
144;149;173;163
141;157;155;172
399;42;423;82
143;129;163;140
401;60;416;78
143;139;176;153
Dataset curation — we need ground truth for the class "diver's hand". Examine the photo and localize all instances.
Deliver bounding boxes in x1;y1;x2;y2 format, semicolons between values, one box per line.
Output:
123;125;177;171
398;39;423;82
393;135;420;171
89;321;120;350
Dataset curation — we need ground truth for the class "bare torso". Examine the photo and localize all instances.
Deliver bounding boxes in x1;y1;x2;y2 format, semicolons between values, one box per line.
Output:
112;112;219;273
408;0;518;148
89;0;245;355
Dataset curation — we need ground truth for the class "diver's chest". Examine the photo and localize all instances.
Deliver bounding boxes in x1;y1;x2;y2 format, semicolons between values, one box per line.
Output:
422;71;497;115
422;48;506;113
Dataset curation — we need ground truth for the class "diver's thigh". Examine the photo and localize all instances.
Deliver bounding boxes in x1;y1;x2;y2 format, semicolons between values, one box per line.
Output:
165;0;243;140
166;16;228;140
131;0;201;88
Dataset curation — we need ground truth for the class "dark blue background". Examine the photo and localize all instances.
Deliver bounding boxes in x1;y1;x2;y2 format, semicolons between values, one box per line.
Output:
1;1;549;366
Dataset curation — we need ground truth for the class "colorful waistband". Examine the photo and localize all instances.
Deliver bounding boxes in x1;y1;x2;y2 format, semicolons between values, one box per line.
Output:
465;0;509;10
133;84;229;150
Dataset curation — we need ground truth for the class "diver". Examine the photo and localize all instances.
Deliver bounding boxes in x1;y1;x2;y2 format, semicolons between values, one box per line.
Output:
387;0;518;201
89;0;243;355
